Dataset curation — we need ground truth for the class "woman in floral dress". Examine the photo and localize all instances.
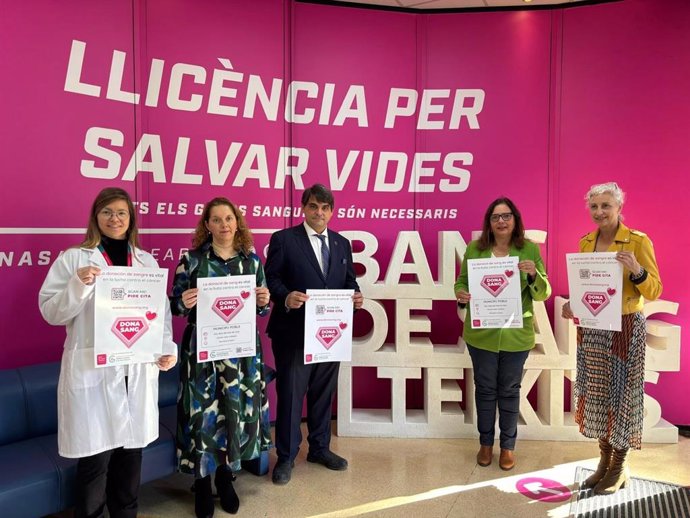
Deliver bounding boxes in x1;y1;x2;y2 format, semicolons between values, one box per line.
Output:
170;197;272;518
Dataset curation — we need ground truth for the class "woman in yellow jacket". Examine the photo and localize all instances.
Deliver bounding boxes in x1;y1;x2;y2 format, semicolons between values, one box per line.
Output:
563;182;662;495
455;197;551;471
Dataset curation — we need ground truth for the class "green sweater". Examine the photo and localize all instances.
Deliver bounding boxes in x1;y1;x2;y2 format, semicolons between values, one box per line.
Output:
454;239;551;352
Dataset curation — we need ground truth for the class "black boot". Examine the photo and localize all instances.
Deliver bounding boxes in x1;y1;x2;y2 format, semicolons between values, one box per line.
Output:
194;475;214;518
215;466;240;514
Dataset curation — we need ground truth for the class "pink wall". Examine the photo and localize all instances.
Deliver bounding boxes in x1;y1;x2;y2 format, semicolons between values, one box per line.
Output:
553;0;690;425
0;0;687;423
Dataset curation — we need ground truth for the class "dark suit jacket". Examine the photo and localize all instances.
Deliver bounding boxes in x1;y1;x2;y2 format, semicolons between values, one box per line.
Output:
265;224;360;346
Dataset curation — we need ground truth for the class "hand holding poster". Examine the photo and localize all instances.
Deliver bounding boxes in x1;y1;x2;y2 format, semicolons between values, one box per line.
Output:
94;266;169;367
467;257;523;329
196;275;257;362
566;252;623;331
304;289;355;364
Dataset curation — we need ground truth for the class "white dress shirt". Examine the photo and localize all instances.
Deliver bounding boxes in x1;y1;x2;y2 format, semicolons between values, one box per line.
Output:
303;221;329;273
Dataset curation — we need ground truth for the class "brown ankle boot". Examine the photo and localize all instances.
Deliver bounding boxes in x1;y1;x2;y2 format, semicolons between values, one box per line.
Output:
583;438;612;489
593;447;629;495
499;449;515;471
476;445;493;467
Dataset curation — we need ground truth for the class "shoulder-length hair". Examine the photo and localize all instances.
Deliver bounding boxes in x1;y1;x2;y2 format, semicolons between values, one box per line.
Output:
477;197;526;251
79;187;140;249
192;197;253;253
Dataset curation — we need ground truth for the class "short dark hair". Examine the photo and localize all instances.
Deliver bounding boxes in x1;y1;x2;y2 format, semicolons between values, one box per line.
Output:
477;197;526;251
301;183;334;209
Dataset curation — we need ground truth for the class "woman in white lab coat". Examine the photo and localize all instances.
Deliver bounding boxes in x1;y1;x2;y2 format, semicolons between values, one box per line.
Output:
39;187;177;518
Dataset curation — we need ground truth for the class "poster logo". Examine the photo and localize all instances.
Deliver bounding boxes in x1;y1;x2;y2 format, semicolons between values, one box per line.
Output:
212;296;244;323
480;274;509;297
111;317;149;348
316;327;341;350
581;291;610;316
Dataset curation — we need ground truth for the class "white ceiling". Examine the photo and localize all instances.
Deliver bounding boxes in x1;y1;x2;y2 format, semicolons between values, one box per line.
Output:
325;0;589;10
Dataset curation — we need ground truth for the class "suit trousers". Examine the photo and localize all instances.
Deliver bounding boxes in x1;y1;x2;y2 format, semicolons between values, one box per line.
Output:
273;339;339;462
467;344;529;450
74;447;142;518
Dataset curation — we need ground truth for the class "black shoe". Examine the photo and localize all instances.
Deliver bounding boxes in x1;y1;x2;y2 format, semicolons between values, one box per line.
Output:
215;466;240;514
272;460;294;485
306;450;348;471
194;475;214;518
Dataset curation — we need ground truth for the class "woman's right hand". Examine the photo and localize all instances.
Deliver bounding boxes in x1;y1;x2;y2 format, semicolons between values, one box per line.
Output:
77;266;101;285
181;288;198;309
455;289;471;304
561;301;574;319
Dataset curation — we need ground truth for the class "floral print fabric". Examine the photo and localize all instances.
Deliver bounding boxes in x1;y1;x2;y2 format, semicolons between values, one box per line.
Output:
171;242;272;476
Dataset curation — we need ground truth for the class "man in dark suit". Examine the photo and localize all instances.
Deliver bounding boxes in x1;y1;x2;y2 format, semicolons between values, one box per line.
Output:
265;183;363;485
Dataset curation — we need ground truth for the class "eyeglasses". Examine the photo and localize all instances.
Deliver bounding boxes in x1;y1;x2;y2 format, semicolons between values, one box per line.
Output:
98;209;130;220
490;213;513;223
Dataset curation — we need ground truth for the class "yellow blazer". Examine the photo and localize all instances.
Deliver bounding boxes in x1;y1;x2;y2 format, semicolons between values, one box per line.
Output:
579;222;662;314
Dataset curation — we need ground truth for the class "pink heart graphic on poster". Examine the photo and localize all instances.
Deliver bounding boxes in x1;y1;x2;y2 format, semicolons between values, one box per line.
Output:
212;296;244;323
339;321;347;330
505;269;514;277
607;287;616;296
111;317;149;348
316;327;341;350
480;274;509;297
581;291;610;316
240;290;251;299
145;311;157;320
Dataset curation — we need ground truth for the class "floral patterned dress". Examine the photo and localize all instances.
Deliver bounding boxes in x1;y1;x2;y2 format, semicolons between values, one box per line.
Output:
170;241;272;477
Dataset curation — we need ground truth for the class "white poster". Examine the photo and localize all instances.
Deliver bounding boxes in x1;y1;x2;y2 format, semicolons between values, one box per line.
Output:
304;289;355;364
566;252;623;331
94;266;169;367
467;257;523;329
196;275;256;362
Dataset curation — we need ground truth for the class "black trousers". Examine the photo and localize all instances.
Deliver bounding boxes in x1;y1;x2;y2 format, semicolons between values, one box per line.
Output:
74;447;142;518
273;340;339;462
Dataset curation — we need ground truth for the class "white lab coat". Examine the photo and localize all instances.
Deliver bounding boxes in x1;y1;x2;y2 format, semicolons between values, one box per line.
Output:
39;246;177;458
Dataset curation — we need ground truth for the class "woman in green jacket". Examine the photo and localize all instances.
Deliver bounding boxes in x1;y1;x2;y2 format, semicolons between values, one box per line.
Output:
455;198;551;470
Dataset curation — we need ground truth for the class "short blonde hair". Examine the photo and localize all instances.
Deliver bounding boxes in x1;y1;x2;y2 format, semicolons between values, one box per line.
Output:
585;182;625;206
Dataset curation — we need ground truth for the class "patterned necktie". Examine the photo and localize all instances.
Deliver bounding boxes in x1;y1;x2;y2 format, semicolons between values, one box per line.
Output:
315;234;330;277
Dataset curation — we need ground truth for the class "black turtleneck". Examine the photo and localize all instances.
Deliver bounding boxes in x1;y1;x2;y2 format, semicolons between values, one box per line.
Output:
100;235;129;266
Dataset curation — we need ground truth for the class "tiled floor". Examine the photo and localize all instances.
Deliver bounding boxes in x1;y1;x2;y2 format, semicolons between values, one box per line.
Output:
130;425;690;518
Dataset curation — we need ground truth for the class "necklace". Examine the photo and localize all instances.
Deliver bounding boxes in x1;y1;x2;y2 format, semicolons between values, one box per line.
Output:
212;242;237;260
492;244;510;257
